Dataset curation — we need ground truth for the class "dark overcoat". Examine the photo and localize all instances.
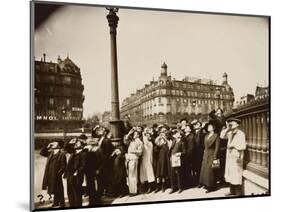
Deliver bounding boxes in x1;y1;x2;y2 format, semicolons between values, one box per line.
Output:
111;146;127;192
193;130;205;169
199;133;220;187
182;133;195;162
156;143;170;178
41;149;66;195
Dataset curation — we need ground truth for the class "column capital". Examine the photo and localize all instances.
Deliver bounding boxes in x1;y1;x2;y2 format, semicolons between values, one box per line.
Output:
106;7;119;34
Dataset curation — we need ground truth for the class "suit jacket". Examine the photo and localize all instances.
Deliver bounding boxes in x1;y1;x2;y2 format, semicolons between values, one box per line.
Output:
194;130;205;155
65;150;86;185
169;140;185;156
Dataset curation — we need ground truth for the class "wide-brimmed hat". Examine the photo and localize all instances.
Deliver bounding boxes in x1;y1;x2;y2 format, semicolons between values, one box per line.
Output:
204;120;218;130
172;129;184;138
78;134;88;140
226;117;241;124
191;119;201;126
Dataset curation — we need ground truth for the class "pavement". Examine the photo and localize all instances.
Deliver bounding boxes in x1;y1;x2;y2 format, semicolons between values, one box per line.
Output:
34;150;230;210
35;185;230;209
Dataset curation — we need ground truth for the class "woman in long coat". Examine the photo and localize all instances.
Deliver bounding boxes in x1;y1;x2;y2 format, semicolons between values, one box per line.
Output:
140;128;155;193
154;128;171;192
199;122;220;193
125;131;143;195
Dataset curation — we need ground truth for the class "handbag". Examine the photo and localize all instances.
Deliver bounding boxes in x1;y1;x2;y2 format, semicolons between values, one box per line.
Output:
211;159;220;169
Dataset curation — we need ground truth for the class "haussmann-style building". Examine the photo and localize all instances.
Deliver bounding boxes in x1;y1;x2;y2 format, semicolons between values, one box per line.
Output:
34;54;85;132
121;62;235;126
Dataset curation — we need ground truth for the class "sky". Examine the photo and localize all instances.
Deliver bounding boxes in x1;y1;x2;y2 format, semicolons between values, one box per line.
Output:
34;4;269;118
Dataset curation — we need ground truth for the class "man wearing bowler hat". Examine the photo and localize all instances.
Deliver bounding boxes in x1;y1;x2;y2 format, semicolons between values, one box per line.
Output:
220;117;246;196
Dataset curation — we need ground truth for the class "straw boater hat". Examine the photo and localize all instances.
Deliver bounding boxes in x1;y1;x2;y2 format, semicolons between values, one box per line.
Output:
191;119;200;125
226;117;241;124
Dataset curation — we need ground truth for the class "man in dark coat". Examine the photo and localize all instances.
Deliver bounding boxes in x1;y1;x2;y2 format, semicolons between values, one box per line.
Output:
191;120;206;186
169;130;186;193
96;127;114;196
182;124;195;188
83;138;103;206
40;141;66;208
64;139;86;207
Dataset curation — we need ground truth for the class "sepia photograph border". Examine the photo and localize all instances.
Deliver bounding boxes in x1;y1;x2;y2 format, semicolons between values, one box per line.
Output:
30;0;271;211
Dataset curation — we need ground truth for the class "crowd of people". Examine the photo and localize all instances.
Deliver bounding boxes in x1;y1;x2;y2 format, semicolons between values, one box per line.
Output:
39;108;247;208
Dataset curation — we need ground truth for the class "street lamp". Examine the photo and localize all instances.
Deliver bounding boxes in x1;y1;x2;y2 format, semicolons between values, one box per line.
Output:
106;7;124;143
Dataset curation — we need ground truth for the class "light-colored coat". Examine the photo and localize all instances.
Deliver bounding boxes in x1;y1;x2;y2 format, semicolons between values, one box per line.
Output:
221;128;246;185
140;136;155;183
125;138;143;194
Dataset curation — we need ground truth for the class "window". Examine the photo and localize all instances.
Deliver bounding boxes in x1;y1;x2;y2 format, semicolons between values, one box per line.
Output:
63;76;71;84
49;110;55;116
49;98;54;106
66;98;70;106
49;86;54;93
48;75;55;83
158;97;161;103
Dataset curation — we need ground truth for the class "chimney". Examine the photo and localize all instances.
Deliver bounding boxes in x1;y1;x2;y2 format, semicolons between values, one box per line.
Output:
43;53;46;62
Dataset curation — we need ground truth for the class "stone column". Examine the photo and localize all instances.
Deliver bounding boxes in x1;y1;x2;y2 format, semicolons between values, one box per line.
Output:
244;116;250;161
251;115;257;163
106;8;124;142
261;112;268;167
246;116;253;162
256;114;262;165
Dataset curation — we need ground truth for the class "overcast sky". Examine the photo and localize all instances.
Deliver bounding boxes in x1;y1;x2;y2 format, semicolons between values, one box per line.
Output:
34;5;269;118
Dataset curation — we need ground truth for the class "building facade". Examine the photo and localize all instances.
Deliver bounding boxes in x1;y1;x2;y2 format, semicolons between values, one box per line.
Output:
121;63;235;126
34;54;84;132
236;94;255;106
255;86;269;100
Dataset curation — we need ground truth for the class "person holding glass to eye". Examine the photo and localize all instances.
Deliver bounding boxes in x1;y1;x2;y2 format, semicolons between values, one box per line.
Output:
220;117;246;196
199;121;220;193
125;130;143;196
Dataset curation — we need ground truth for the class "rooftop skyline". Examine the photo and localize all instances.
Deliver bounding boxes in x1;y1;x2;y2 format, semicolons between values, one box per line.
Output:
34;5;269;117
